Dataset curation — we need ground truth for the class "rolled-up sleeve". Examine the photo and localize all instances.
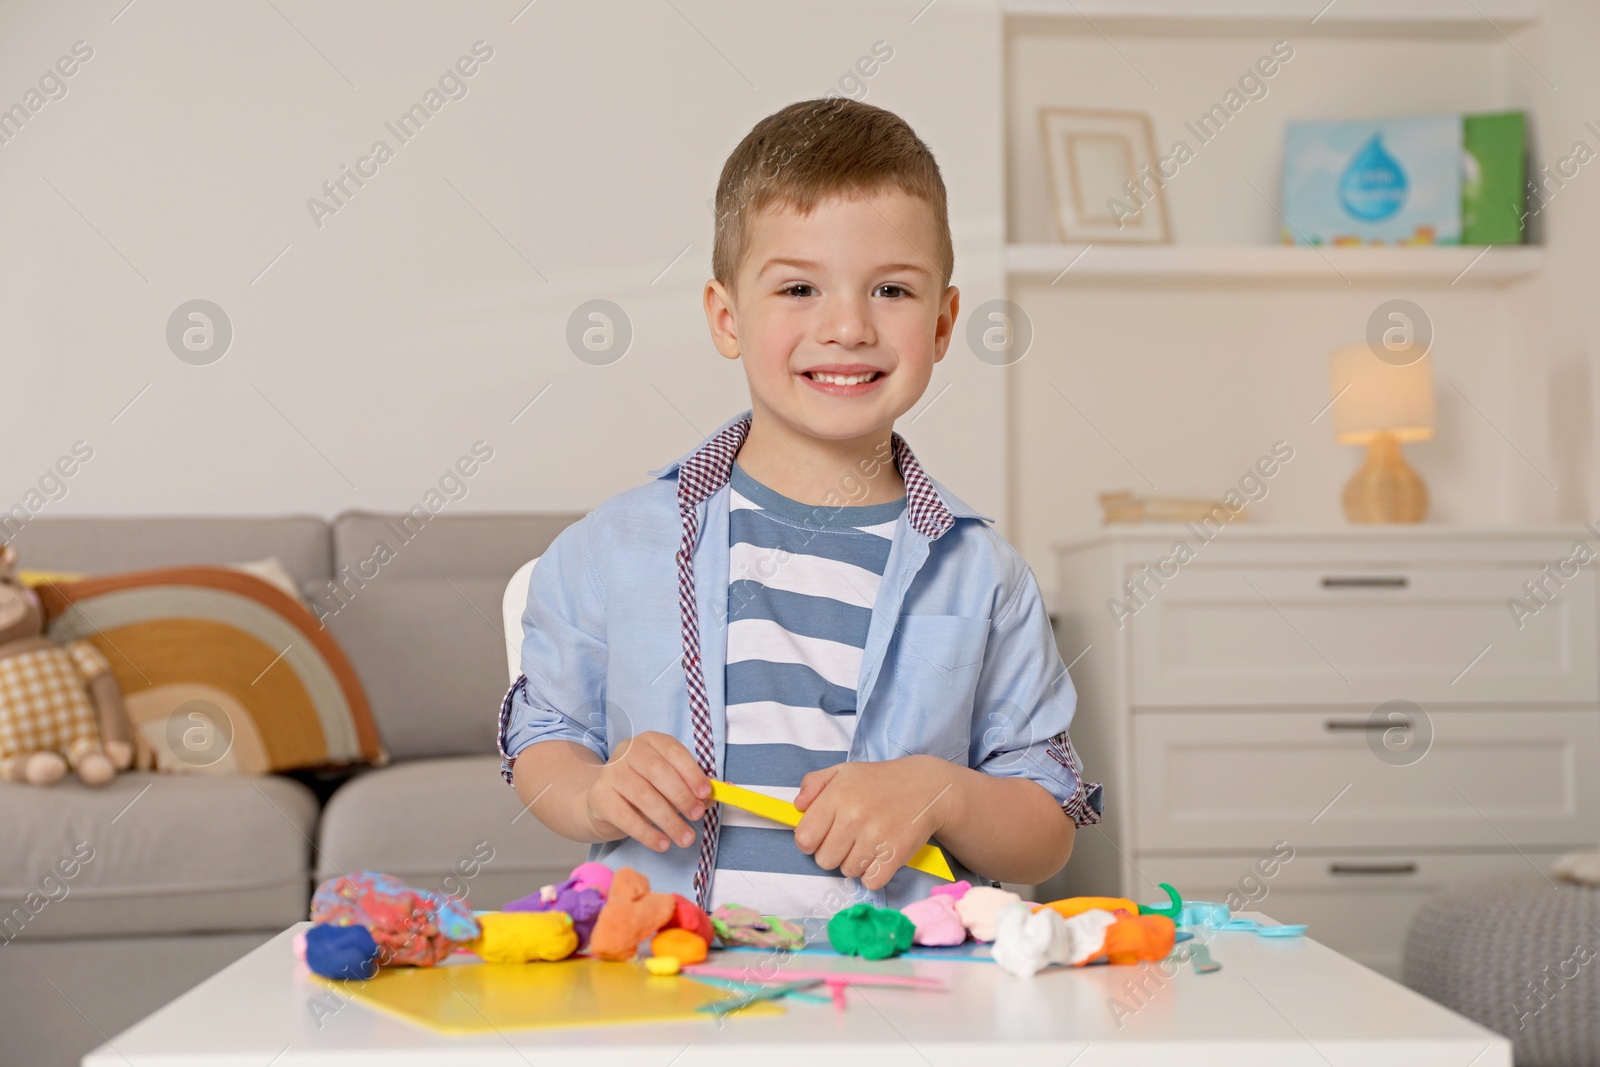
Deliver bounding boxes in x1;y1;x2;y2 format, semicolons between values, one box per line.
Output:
967;559;1103;827
497;512;611;785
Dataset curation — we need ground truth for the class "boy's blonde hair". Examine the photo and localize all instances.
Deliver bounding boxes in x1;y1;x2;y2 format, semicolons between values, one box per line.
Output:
712;98;954;296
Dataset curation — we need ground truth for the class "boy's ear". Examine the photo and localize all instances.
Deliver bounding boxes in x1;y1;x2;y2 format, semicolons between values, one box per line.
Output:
932;285;960;362
0;544;15;575
704;279;742;361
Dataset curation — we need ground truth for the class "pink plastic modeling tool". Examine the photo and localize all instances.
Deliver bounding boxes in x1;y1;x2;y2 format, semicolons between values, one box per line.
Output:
682;964;945;990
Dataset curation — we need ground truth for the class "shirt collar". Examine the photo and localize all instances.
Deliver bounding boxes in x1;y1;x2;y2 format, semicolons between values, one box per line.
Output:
645;408;994;536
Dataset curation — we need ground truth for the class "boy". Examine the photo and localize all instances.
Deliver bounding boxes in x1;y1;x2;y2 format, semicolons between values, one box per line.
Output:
500;98;1100;925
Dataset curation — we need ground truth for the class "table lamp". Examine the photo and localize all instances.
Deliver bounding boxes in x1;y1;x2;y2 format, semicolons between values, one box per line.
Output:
1328;343;1435;523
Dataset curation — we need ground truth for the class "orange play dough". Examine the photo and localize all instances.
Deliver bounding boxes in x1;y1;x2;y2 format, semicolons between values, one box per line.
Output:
1098;914;1176;965
650;928;708;965
587;867;678;961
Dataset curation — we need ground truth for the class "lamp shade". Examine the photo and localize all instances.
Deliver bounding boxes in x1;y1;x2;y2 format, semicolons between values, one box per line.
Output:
1328;343;1436;445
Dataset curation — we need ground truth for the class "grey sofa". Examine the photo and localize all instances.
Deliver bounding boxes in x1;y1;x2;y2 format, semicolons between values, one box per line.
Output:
0;512;592;1067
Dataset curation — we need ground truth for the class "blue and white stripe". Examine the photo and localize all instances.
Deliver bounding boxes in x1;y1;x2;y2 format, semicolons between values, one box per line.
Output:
707;460;904;920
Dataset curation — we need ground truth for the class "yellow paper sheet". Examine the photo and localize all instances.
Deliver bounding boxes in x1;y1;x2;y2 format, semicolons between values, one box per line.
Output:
315;957;783;1034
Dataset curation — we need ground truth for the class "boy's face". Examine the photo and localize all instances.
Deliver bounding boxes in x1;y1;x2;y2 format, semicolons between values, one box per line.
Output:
704;187;959;446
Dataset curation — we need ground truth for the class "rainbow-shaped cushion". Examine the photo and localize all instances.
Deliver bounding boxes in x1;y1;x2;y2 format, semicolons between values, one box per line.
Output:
37;566;384;775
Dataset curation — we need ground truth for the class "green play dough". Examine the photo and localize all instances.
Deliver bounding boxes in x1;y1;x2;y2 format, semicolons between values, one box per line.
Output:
827;902;915;960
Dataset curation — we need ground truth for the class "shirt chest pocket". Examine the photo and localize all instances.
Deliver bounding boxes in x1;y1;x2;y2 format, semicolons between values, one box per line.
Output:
884;614;990;762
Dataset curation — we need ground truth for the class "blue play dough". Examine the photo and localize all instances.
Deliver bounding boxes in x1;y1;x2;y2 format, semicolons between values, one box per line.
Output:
305;923;380;980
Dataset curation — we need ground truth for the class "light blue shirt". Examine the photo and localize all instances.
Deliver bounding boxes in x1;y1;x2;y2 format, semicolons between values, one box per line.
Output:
499;408;1101;915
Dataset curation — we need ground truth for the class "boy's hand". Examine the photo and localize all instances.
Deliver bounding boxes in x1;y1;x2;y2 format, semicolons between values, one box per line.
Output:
791;756;956;891
583;732;712;853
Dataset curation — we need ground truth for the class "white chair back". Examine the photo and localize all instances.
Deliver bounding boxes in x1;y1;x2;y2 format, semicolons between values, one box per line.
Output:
501;556;540;684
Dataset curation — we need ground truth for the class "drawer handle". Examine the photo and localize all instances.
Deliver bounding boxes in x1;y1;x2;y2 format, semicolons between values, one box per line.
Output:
1326;718;1410;732
1321;576;1409;589
1329;862;1418;876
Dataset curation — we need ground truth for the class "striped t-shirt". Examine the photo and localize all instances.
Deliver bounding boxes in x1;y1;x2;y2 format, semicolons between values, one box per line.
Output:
707;459;906;921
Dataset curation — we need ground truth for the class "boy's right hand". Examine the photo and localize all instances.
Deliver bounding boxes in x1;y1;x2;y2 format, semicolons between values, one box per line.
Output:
584;731;712;852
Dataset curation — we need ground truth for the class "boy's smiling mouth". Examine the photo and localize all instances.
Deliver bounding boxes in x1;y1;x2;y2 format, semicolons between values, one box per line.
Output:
800;363;887;396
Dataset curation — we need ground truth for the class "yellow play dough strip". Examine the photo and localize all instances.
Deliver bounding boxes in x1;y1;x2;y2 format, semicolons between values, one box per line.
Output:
709;779;955;880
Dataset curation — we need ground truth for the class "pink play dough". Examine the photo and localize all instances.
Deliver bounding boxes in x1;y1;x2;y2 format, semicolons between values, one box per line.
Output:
901;894;967;946
570;862;614;896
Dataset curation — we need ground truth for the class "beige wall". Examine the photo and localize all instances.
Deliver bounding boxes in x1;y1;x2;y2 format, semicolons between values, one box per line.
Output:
0;0;1006;547
4;1;1595;593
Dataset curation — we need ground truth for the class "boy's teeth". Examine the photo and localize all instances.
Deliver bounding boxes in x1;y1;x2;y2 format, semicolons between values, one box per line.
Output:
808;371;878;385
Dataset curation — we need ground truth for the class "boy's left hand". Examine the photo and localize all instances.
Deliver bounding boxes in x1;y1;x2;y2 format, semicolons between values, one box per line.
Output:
791;755;955;891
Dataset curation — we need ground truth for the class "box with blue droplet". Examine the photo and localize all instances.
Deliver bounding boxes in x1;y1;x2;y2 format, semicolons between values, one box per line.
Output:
1281;114;1466;246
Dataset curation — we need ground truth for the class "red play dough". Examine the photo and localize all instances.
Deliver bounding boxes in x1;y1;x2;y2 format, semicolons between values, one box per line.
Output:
663;894;714;944
586;867;677;961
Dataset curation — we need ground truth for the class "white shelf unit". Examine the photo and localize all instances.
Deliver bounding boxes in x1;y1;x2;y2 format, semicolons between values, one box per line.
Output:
1003;0;1550;537
1006;243;1545;286
1046;527;1599;980
1008;0;1570;980
1003;1;1544;284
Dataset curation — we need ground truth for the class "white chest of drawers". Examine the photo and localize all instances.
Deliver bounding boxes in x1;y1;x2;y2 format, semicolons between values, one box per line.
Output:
1044;526;1600;979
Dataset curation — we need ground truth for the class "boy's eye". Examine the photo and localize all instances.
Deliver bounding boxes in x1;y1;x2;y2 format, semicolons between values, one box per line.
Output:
781;283;815;298
876;284;910;298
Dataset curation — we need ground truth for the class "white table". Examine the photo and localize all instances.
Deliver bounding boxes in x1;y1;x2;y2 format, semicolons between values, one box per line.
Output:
86;916;1510;1066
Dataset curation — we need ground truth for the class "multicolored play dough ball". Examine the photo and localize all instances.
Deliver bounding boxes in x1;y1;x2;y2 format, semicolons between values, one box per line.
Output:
710;904;806;950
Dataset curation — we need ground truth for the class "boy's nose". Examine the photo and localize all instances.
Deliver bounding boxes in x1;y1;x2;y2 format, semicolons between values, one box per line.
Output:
816;295;876;348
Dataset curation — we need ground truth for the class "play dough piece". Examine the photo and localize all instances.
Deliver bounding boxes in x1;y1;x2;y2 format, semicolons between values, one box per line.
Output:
305;923;380;981
931;879;973;903
992;903;1120;978
469;911;579;963
570;862;614;897
1061;909;1122;964
663;894;714;944
645;955;681;976
901;894;967;946
310;871;479;967
710;904;807;950
651;928;709;965
827;902;915;960
1040;895;1138;921
588;867;678;961
1040;884;1184;922
504;879;605;950
955;886;1022;943
1096;914;1177;965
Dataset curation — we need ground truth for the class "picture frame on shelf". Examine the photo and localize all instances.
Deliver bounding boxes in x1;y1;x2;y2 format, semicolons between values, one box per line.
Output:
1039;107;1170;244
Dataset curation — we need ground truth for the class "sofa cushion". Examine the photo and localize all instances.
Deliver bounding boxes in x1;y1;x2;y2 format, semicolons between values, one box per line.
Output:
316;756;589;910
0;772;316;941
40;566;385;774
321;512;581;761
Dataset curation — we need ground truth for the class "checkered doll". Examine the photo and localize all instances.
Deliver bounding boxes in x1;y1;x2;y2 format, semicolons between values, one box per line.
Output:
0;545;133;786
